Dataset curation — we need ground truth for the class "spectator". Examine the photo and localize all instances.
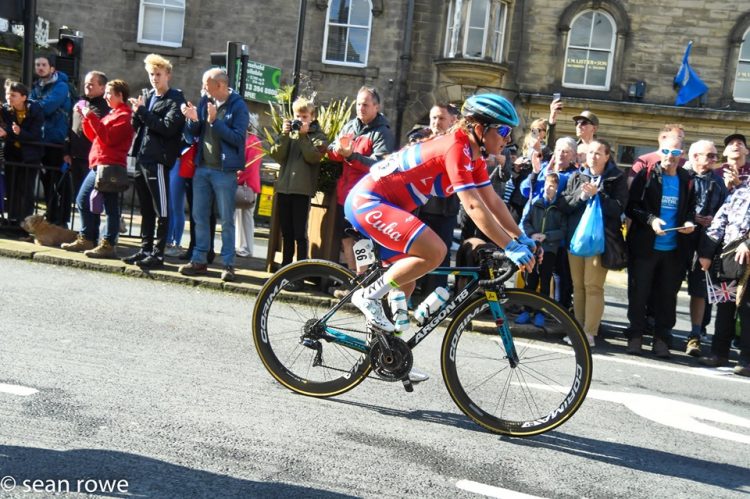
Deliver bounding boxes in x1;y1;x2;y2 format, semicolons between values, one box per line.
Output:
328;86;395;271
572;110;598;147
235;114;263;258
518;171;566;327
64;71;109;197
628;124;686;186
123;54;186;269
625;135;696;357
164;154;187;257
697;183;750;377
30;54;73;228
720;133;750;192
0;81;44;227
560;139;628;346
546;96;563;153
269;96;328;268
61;79;134;258
684;140;727;357
178;68;249;282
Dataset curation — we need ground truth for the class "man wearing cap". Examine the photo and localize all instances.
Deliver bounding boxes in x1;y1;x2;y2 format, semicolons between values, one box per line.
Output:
572;110;598;147
629;124;687;186
721;133;750;191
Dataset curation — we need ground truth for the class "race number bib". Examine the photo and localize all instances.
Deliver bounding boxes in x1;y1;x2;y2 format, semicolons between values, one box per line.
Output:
353;239;376;266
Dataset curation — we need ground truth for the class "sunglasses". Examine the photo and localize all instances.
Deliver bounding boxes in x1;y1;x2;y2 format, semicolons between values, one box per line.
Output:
488;124;513;138
575;119;593;127
660;148;683;156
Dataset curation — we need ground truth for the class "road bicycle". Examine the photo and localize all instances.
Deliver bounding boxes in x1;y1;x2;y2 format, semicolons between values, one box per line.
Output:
252;245;592;437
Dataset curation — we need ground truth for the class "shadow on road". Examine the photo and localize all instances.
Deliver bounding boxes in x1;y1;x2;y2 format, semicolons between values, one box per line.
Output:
507;433;750;490
0;445;355;498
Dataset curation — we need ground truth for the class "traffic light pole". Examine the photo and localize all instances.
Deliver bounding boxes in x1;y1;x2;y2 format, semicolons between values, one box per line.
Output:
291;0;306;102
21;0;37;86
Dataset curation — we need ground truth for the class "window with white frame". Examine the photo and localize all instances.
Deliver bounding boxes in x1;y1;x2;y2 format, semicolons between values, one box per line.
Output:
323;0;372;67
444;0;508;62
563;10;616;90
733;28;750;102
137;0;185;47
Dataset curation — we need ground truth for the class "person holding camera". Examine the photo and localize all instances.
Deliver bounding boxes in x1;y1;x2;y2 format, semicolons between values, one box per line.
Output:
269;97;328;270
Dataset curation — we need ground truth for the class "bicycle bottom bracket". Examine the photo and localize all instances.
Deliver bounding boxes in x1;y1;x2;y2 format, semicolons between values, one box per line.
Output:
369;334;413;381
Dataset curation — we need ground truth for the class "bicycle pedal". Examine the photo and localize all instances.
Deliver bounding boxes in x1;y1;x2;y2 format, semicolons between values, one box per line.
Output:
402;378;414;392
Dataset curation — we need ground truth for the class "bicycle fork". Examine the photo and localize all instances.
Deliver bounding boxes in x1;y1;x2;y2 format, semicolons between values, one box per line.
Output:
484;289;520;368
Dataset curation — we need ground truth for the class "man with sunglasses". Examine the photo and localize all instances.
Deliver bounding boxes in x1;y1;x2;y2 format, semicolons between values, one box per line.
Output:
625;135;696;357
628;124;686;187
721;133;750;191
572;110;599;148
684;140;728;357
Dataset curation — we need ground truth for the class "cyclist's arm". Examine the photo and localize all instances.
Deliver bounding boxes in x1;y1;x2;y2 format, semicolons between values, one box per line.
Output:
476;184;523;239
456;187;514;249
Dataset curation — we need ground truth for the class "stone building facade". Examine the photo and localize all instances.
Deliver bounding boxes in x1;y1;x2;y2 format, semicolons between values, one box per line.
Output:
17;0;750;162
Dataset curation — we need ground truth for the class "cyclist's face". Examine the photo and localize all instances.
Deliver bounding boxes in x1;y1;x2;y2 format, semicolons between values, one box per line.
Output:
482;124;510;155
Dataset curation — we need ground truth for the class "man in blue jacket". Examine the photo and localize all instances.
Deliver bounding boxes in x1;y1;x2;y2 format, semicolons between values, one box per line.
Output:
31;54;73;228
178;68;249;282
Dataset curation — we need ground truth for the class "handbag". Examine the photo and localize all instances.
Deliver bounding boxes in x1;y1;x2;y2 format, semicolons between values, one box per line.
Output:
94;164;129;193
178;143;198;179
569;194;605;257
235;184;257;209
601;224;628;270
712;237;748;282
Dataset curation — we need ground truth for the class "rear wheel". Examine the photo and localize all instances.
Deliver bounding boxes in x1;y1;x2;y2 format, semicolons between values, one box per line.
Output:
252;260;372;397
441;290;592;436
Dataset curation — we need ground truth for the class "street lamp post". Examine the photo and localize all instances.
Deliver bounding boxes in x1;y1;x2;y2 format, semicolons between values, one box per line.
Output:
291;0;307;102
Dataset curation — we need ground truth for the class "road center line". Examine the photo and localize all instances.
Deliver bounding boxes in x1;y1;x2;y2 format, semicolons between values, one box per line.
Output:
456;479;547;499
0;383;38;396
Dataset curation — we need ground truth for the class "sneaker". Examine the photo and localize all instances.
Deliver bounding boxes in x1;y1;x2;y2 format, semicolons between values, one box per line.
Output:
137;254;164;269
164;245;182;257
408;366;430;383
652;338;671;358
351;288;395;332
700;355;730;367
122;250;149;265
564;334;595;347
685;337;702;357
533;313;546;328
515;311;531;325
221;266;236;282
178;261;208;276
84;240;116;259
61;235;95;252
733;363;750;377
178;250;192;261
626;337;643;355
236;249;251;258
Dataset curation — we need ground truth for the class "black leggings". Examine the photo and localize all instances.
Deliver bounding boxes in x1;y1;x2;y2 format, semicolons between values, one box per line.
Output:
277;193;311;265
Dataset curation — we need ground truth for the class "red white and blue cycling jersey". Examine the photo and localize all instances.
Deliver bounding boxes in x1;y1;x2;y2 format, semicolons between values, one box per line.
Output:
345;129;490;261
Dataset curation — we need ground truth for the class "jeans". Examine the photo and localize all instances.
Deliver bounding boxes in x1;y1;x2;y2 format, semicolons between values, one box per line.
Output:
192;166;237;266
167;160;186;246
76;168;119;244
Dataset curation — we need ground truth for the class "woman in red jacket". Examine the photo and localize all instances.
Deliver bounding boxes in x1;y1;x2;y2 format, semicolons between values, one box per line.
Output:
62;79;134;258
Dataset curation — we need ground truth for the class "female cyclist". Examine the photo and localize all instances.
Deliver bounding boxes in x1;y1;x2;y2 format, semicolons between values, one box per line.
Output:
344;94;537;332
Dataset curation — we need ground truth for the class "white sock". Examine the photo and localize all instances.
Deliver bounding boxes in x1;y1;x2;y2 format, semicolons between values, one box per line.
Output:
361;276;397;300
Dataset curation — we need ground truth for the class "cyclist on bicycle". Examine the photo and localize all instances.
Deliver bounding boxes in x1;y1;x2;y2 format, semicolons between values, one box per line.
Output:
345;94;538;331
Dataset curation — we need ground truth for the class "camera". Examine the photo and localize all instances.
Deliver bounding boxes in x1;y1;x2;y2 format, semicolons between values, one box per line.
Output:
290;119;303;131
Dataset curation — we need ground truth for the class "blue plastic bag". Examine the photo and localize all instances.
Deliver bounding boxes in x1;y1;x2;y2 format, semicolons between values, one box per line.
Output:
569;194;605;257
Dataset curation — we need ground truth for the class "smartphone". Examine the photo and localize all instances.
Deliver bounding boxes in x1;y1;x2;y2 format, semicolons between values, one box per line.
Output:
552;92;561;101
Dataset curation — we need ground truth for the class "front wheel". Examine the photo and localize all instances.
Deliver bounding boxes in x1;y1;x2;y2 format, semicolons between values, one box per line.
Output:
252;260;372;397
441;290;592;436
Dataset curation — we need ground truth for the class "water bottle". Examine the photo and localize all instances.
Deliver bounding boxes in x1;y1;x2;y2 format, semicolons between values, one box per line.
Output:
388;290;409;333
414;287;450;325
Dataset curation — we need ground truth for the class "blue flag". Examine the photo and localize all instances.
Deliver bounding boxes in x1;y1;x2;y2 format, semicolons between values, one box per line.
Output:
674;41;708;106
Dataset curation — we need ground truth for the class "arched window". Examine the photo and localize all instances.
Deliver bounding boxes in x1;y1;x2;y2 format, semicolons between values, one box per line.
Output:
322;0;373;67
444;0;508;62
563;10;616;90
734;28;750;102
137;0;185;47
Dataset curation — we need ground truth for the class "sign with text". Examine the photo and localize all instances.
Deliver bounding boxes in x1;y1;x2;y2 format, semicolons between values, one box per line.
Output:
243;60;281;104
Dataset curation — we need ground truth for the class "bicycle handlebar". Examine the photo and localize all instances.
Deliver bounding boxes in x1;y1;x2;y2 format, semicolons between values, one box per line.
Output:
477;250;517;288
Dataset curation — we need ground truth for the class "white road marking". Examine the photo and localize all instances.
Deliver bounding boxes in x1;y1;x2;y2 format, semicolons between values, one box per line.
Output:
591;352;750;384
456;479;547;499
0;383;38;396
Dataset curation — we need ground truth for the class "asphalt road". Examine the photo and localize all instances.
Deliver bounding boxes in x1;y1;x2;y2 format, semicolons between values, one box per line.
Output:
1;257;749;498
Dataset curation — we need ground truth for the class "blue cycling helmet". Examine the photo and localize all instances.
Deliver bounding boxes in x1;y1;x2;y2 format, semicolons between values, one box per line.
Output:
462;94;519;127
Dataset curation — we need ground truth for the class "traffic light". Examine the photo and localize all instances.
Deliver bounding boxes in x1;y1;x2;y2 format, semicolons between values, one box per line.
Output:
210;41;249;95
56;30;83;84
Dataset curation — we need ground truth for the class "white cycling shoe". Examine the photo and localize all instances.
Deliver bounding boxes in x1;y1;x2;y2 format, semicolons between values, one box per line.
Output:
408;366;430;383
352;289;395;333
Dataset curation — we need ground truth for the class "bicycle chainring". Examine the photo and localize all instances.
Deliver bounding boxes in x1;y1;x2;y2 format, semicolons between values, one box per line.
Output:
369;334;413;381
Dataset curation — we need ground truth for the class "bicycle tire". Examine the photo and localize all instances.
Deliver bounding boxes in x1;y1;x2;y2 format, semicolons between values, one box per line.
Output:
252;259;372;397
441;290;592;436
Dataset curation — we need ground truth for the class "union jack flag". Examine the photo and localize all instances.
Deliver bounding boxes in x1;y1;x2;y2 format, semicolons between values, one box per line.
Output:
706;272;738;304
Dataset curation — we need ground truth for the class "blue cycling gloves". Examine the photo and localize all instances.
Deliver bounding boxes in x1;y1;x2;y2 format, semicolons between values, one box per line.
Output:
517;233;537;253
504;240;534;266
